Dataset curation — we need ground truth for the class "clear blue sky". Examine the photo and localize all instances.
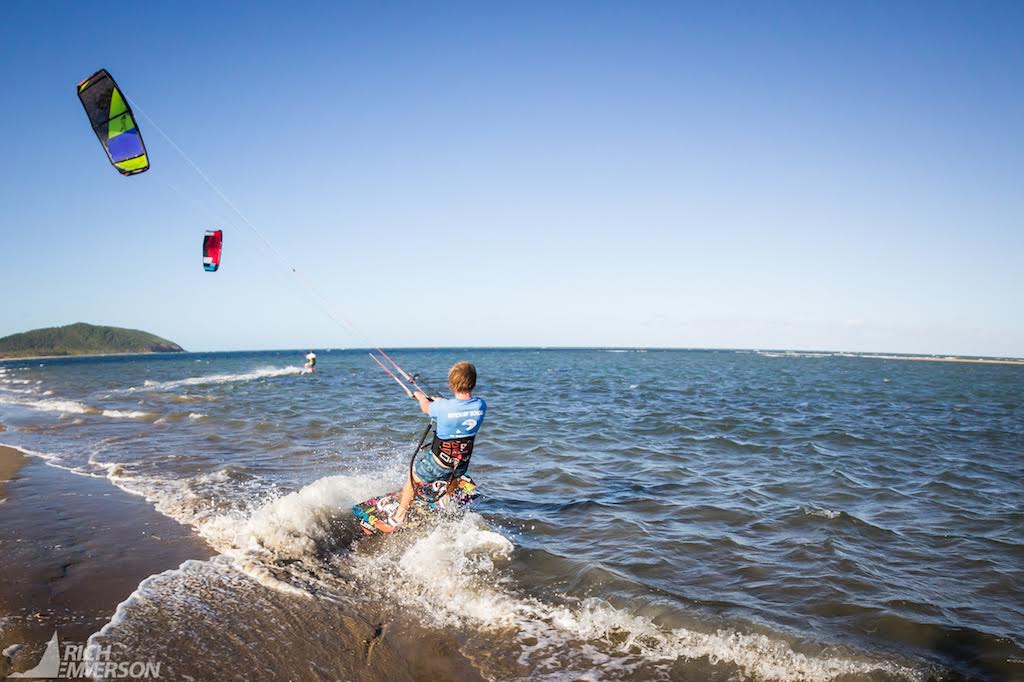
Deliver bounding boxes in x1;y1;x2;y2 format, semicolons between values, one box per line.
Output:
2;2;1021;356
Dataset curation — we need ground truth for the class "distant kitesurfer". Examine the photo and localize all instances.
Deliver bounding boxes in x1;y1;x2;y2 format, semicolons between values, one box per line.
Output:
393;361;486;525
304;351;317;373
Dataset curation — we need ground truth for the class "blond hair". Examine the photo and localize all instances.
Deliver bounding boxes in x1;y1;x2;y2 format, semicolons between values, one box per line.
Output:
448;361;477;393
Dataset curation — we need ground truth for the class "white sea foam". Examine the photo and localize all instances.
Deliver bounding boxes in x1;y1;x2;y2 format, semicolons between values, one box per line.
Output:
804;507;841;519
101;409;151;419
85;558;228;659
225;476;385;594
0;386;36;395
211;475;377;554
0;395;94;415
188;413;205;420
93;465;375;558
347;515;920;681
758;351;834;359
129;366;303;392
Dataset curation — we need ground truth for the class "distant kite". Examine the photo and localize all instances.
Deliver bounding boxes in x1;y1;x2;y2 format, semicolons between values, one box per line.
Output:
203;230;223;272
77;69;149;176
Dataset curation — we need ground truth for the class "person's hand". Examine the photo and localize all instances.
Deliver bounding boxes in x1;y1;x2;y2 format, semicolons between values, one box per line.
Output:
412;390;425;400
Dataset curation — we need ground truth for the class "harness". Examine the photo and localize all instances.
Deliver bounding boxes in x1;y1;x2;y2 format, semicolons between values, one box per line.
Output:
406;423;468;504
430;433;475;469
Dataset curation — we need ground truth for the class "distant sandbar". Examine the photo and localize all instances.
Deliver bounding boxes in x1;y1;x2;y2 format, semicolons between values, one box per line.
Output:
858;354;1024;366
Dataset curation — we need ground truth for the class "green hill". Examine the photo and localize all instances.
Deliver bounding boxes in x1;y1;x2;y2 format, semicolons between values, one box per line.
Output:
0;323;184;359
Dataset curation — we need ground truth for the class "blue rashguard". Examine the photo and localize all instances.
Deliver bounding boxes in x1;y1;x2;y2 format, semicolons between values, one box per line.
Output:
429;397;487;439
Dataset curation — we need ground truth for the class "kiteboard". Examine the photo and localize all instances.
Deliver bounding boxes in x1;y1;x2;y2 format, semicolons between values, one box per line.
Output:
352;475;480;535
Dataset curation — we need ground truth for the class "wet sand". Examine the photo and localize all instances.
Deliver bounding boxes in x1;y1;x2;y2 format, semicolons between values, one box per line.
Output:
0;443;25;483
0;445;213;677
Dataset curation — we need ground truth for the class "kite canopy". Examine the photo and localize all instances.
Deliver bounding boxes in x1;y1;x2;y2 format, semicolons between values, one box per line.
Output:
203;230;223;272
77;69;149;176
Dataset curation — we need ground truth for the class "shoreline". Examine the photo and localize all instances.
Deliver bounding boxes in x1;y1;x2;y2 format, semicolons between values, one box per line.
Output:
0;350;186;363
0;443;28;500
0;443;212;677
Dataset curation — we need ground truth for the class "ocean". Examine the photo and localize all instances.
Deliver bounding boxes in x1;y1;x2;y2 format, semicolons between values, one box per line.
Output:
1;349;1021;681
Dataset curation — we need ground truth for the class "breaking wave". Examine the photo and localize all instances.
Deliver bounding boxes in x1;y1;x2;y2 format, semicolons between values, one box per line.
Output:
0;396;151;420
0;395;94;415
129;366;304;392
101;409;151;419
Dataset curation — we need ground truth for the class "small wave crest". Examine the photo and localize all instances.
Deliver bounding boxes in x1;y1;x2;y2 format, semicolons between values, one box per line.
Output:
101;409;151;419
0;395;94;415
0;394;153;420
803;507;841;519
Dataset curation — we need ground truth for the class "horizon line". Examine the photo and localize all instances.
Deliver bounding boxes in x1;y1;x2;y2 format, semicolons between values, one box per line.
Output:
4;346;1022;364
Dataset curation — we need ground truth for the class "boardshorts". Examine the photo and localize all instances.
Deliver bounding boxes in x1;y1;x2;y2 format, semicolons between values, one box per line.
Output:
414;451;469;483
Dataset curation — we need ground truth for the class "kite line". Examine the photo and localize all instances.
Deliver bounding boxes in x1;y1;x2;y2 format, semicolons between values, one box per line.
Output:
127;96;434;397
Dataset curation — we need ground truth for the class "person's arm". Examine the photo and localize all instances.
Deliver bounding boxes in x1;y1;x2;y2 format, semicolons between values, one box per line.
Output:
412;390;433;415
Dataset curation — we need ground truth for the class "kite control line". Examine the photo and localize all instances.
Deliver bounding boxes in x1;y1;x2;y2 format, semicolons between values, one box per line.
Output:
374;348;413;382
370;349;441;398
119;89;438;396
369;353;414;398
374;348;439;397
409;420;434;490
406;421;458;506
407;372;440;399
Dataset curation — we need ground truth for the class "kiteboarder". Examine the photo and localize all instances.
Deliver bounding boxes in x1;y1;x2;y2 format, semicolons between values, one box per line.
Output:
304;350;317;373
392;361;486;525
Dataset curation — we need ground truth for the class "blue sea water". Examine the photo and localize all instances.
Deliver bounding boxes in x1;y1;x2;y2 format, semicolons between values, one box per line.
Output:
1;349;1021;681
